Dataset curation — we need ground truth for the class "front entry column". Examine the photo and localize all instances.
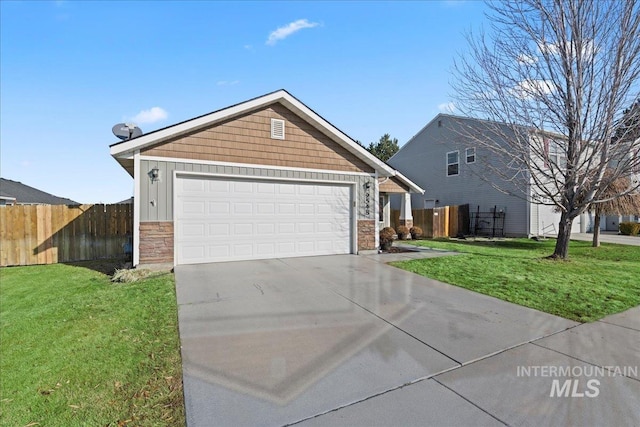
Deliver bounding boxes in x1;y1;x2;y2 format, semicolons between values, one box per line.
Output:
399;192;413;229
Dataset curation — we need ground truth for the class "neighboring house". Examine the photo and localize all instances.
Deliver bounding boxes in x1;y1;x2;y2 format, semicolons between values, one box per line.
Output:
388;114;584;237
0;178;78;205
110;89;423;267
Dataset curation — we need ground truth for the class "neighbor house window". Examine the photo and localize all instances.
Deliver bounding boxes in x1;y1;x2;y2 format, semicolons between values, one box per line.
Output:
466;147;476;164
545;138;566;169
447;151;459;176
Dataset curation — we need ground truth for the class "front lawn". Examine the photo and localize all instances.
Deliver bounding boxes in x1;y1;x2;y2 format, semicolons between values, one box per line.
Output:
393;238;640;322
0;263;184;426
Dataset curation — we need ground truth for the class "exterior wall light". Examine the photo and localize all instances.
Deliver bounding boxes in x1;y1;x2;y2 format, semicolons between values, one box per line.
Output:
150;167;161;182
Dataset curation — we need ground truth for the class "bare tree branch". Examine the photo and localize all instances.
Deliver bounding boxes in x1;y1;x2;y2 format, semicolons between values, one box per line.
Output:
451;0;640;258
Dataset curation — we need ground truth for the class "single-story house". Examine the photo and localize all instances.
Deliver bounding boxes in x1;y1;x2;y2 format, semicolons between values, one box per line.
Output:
110;90;423;266
0;178;78;205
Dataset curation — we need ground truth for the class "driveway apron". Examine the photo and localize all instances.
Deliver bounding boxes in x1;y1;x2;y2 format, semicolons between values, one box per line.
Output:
174;255;586;426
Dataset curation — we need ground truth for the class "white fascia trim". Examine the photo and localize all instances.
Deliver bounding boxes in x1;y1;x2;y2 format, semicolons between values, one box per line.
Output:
140;155;376;177
133;150;141;266
392;170;424;194
110;89;396;177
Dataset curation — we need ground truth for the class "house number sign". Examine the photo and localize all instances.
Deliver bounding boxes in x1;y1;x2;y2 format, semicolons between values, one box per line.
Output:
365;189;371;217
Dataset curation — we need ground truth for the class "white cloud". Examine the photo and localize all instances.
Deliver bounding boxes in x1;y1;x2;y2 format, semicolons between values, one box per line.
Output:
216;80;240;86
511;79;555;99
438;102;456;113
266;19;319;45
130;107;168;124
537;39;595;60
517;54;538;65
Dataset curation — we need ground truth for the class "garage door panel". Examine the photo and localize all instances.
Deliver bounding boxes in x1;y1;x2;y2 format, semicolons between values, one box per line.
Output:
256;223;276;235
233;182;253;192
176;176;352;264
257;203;275;215
299;204;315;215
233;203;253;214
182;201;206;215
208;201;230;214
208;180;230;192
183;223;205;237
209;224;230;236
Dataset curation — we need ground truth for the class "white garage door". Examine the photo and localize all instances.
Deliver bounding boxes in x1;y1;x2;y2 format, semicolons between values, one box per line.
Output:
175;175;353;265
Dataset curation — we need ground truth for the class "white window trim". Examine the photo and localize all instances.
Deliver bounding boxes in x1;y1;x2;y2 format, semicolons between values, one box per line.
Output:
446;150;460;177
465;147;476;164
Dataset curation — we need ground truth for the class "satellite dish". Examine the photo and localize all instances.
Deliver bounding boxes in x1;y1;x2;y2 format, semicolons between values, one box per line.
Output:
112;123;143;140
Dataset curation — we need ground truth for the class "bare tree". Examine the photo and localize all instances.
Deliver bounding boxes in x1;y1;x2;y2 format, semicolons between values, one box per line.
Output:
452;0;640;258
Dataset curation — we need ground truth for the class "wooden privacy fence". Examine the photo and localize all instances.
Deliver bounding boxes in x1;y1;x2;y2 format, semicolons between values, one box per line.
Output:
392;204;470;238
0;204;132;267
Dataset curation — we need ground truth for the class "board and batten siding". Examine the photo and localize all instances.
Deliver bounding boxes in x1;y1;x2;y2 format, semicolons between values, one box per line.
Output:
139;159;376;222
141;103;374;174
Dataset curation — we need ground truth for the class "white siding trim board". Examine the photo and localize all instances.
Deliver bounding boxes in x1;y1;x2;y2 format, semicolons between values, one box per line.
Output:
133;150;141;266
140;155;375;177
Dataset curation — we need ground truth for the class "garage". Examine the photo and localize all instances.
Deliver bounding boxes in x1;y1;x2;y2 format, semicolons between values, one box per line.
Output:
174;174;353;264
110;90;423;266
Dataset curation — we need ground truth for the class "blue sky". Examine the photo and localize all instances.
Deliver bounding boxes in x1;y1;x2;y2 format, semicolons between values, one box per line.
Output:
1;1;487;203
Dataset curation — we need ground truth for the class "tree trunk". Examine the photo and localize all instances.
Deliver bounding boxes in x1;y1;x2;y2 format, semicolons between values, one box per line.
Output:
592;211;601;248
551;213;574;259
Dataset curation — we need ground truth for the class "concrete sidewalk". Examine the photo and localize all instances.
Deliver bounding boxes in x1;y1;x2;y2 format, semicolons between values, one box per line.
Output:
571;232;640;246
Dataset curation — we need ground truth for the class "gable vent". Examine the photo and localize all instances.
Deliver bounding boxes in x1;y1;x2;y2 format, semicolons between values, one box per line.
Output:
271;118;285;140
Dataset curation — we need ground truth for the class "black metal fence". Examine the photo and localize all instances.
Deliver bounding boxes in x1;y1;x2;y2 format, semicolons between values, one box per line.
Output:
470;207;506;237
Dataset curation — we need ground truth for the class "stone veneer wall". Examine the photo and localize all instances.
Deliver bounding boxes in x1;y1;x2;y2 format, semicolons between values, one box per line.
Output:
139;220;377;263
358;220;376;251
139;221;174;264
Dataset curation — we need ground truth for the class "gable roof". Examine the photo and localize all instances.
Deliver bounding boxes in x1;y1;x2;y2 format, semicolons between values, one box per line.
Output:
390;113;573;165
0;178;78;205
110;89;423;193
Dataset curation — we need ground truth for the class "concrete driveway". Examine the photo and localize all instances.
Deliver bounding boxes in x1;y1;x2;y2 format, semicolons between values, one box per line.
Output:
174;255;639;426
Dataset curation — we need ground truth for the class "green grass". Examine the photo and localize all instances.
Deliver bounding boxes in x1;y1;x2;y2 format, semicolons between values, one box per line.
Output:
0;262;184;426
392;238;640;322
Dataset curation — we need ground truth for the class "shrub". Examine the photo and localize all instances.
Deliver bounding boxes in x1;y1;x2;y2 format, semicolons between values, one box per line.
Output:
396;225;410;240
619;222;640;236
410;226;423;239
380;227;396;250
